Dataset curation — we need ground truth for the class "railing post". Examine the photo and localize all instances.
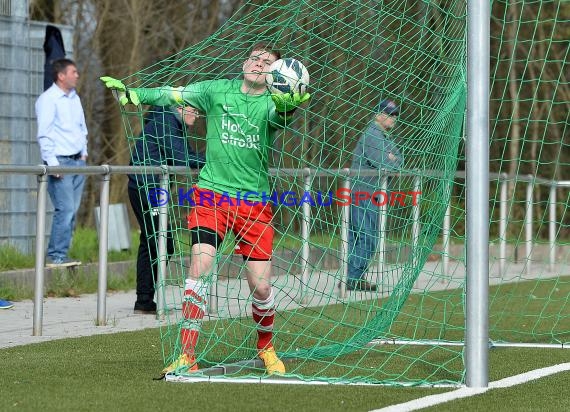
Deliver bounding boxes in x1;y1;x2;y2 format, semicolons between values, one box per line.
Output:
525;177;533;276
548;184;556;272
33;171;48;336
96;166;111;326
499;174;508;276
339;169;350;299
208;257;219;315
443;202;450;278
412;175;421;268
156;169;170;319
300;168;312;304
377;174;388;280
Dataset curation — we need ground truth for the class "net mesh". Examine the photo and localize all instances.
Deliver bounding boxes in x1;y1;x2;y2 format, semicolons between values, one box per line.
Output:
116;0;569;385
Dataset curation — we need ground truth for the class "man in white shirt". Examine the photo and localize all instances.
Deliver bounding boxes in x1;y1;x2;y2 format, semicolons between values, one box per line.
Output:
35;58;88;267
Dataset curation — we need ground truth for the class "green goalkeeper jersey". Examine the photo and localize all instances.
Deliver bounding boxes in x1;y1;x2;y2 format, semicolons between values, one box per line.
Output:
132;79;286;199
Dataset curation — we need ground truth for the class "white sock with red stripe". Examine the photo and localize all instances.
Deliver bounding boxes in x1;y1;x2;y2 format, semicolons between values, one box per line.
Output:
180;278;207;358
252;288;276;350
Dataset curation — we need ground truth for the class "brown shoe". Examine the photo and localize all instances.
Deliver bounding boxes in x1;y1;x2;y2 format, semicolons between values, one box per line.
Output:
346;279;377;291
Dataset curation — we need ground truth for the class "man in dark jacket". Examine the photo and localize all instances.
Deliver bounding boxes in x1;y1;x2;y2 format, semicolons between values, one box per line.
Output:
344;99;402;291
129;106;205;313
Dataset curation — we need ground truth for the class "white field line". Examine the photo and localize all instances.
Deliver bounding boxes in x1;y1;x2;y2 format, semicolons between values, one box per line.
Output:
370;363;570;412
489;363;570;389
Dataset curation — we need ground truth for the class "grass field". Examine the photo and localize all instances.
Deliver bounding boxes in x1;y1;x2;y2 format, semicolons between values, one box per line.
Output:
0;330;568;411
2;230;569;410
2;276;570;410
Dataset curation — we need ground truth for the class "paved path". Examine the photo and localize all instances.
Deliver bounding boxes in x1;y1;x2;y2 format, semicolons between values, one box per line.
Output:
0;290;163;349
1;259;565;350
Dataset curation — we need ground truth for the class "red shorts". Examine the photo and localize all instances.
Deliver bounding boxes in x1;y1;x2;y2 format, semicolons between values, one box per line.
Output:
187;186;274;260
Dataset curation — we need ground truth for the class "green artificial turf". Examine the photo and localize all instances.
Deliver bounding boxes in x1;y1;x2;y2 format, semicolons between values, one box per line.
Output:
1;329;568;412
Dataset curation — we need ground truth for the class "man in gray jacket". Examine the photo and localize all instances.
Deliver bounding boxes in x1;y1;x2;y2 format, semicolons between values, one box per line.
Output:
344;99;402;291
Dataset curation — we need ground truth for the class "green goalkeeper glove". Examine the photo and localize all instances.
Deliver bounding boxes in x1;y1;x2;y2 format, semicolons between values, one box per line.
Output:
99;76;140;106
271;92;311;115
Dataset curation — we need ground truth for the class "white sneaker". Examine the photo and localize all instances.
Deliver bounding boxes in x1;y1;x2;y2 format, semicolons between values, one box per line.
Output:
46;257;82;268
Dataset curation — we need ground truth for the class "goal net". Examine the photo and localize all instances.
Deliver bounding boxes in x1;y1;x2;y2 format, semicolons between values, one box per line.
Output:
117;0;569;385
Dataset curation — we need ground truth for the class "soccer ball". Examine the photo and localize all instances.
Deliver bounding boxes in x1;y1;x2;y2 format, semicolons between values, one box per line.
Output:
265;58;310;95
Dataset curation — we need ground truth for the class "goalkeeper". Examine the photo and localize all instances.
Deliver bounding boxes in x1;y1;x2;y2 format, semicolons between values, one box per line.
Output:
101;43;310;376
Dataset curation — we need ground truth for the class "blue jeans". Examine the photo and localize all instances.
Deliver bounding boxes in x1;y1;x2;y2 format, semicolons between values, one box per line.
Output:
347;198;381;282
47;156;86;259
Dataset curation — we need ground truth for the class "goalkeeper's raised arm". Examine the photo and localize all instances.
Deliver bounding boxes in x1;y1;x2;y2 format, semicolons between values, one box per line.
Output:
100;76;189;107
129;86;186;107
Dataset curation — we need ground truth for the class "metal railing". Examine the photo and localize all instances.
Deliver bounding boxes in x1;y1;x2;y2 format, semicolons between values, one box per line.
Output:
0;165;568;335
445;172;570;276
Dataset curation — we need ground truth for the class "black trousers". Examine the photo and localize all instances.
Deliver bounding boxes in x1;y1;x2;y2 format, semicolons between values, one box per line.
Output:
128;185;174;302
